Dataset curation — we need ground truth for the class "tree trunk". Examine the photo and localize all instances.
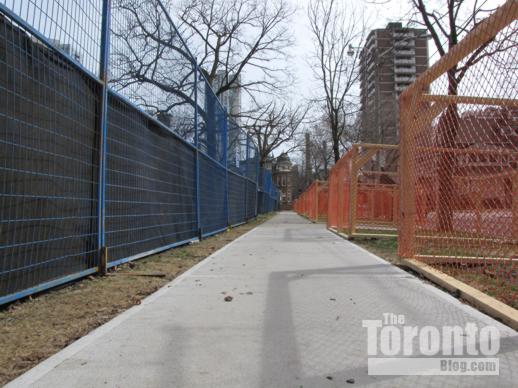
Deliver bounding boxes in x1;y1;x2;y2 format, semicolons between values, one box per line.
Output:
332;126;340;163
323;141;329;179
437;68;459;232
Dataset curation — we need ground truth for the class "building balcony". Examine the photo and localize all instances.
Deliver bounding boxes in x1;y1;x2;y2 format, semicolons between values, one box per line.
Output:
394;49;415;56
395;75;415;83
367;60;377;72
394;58;415;65
367;80;376;93
394;66;416;74
393;31;415;39
394;40;415;48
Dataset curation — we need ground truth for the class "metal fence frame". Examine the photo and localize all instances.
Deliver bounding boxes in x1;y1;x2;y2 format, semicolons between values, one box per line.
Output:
0;0;278;305
294;143;399;238
293;180;328;223
398;1;518;262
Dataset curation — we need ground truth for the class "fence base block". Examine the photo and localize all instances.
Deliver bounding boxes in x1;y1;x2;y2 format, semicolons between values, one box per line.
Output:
328;227;353;240
400;258;518;331
328;227;397;240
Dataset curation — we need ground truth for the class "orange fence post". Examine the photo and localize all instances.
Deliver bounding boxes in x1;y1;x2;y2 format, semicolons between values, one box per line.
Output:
397;0;518;301
348;146;359;236
314;181;319;222
327;144;399;238
514;172;518;242
398;92;416;258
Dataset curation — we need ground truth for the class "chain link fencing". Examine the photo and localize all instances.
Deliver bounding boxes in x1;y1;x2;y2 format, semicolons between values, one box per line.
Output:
294;144;398;236
0;0;277;305
292;180;328;223
399;1;518;307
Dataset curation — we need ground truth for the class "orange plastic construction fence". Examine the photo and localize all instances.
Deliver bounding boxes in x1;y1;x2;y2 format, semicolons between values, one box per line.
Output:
293;180;328;222
327;144;399;237
399;0;518;306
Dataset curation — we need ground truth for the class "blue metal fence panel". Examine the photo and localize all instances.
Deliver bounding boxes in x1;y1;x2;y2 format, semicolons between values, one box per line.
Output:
246;180;257;219
105;94;198;262
0;1;103;76
228;172;247;226
0;0;278;305
199;153;227;236
257;168;279;213
108;0;197;144
0;12;100;300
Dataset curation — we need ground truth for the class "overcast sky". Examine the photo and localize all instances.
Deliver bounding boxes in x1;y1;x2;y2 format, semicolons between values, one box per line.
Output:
288;0;410;102
284;0;506;102
265;0;507;159
260;0;416;158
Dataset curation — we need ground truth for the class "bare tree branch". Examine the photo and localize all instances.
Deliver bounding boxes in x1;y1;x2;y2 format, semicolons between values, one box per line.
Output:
307;0;366;163
241;101;309;166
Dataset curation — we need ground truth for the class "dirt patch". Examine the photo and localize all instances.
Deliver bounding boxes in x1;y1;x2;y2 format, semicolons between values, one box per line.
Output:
0;214;273;385
353;236;518;310
436;268;518;310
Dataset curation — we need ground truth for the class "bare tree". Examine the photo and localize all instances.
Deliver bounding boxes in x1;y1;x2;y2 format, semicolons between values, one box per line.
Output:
307;0;365;163
109;0;198;141
244;102;309;166
108;0;295;137
308;124;334;180
412;0;515;94
176;0;295;101
411;0;517;231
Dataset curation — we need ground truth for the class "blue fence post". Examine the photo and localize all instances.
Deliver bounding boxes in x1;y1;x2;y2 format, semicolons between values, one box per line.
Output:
223;110;229;227
255;147;259;217
194;61;202;239
244;135;250;220
97;0;112;275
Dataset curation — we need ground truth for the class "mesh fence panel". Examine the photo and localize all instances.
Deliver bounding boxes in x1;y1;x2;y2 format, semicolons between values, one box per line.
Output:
327;152;352;231
105;95;197;263
0;0;103;74
0;1;275;305
399;1;518;307
258;168;278;213
317;182;328;222
228;172;246;226
354;145;399;235
227;120;241;175
199;153;227;237
246;179;257;219
293;181;327;222
109;0;196;144
0;12;100;298
324;144;399;237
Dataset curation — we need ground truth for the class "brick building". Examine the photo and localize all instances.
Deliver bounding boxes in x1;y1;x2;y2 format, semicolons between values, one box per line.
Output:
264;153;294;210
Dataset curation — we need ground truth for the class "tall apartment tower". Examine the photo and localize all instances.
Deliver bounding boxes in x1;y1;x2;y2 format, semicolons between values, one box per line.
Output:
359;22;428;145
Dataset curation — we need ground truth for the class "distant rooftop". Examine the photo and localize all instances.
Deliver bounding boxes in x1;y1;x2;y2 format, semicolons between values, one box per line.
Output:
386;22;403;29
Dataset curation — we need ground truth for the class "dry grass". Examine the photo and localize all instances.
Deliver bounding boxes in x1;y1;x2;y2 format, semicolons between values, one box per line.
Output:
353;236;518;310
437;267;518;310
0;214;273;385
352;236;399;264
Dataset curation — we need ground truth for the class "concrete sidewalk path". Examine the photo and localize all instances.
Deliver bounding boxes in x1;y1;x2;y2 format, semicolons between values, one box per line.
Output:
8;212;518;387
